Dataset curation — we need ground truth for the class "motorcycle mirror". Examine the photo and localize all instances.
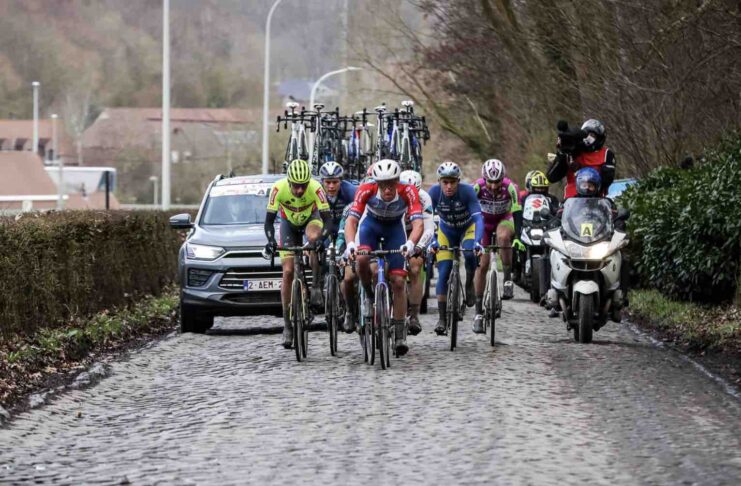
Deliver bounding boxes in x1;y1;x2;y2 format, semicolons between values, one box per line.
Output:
540;207;550;219
617;207;630;220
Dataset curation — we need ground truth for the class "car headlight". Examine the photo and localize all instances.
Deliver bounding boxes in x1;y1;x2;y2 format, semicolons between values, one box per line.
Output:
186;243;225;260
565;241;610;260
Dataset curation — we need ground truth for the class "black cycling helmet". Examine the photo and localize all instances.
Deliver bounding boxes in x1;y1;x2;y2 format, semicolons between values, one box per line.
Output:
581;119;606;151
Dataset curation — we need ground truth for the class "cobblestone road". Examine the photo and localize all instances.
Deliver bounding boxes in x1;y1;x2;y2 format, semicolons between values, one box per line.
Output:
1;286;740;484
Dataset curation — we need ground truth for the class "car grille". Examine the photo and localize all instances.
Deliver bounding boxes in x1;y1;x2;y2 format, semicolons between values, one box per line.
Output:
222;292;280;304
219;267;315;290
188;268;214;287
223;249;264;259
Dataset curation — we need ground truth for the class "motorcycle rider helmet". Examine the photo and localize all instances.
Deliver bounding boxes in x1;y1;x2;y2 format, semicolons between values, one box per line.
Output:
530;171;550;194
400;170;423;191
524;170;537;191
287;159;312;184
575;167;602;196
581;119;606;151
482;158;505;182
319;161;344;180
437;160;461;180
372;159;401;182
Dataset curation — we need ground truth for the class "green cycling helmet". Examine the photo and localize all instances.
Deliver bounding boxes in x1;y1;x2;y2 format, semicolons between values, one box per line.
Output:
287;159;311;184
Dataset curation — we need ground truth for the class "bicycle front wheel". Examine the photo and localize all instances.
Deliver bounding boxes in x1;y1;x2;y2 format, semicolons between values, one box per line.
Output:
292;280;306;362
376;286;391;369
326;274;339;356
447;272;460;351
489;269;497;347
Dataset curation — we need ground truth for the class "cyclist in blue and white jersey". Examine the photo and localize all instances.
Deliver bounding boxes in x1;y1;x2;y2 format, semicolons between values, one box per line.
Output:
319;161;357;244
428;161;485;335
399;170;435;336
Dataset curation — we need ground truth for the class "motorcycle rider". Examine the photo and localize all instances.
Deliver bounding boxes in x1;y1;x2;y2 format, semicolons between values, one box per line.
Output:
399;170;435;336
523;171;560;213
547;119;616;200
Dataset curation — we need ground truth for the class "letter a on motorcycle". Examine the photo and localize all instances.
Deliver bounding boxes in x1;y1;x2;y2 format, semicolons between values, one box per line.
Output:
580;223;593;237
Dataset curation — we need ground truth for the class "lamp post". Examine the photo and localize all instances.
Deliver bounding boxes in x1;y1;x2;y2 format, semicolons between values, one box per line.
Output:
261;0;285;175
149;176;159;206
161;0;171;210
308;66;362;163
52;114;64;210
32;81;40;155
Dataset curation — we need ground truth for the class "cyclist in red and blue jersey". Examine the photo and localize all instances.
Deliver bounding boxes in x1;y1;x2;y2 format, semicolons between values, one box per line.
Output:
472;159;524;331
428;161;485;336
344;159;424;356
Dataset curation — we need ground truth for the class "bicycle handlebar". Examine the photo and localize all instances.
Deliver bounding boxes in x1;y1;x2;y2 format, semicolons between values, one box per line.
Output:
355;249;404;257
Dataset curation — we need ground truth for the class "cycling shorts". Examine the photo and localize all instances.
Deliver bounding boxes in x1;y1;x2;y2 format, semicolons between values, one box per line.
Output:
436;222;476;262
357;215;407;276
279;209;323;258
482;214;514;246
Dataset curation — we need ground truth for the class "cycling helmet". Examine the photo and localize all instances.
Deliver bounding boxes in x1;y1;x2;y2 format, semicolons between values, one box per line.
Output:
437;160;461;180
575;167;601;196
530;170;549;193
524;170;537;191
319;161;344;180
482;158;505;181
287;159;311;184
581;119;606;151
372;159;401;182
400;170;423;191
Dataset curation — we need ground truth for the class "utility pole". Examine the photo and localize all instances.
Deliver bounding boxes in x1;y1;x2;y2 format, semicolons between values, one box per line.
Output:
161;0;171;210
32;82;40;155
52;114;64;210
261;0;285;174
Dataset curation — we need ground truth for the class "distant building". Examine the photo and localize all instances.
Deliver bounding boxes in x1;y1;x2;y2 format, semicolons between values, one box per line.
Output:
0;119;76;166
0;152;119;211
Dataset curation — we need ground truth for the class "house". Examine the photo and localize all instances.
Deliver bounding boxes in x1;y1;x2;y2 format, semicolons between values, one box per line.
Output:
0;119;76;166
0;152;118;211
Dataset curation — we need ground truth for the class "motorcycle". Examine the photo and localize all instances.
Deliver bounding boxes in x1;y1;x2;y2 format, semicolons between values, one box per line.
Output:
543;197;629;343
519;193;554;303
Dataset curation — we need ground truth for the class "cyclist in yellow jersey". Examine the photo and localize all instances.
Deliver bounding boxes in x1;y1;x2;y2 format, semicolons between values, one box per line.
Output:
264;159;333;348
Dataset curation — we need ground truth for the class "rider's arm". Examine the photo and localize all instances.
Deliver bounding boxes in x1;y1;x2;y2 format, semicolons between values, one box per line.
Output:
508;182;523;237
461;184;485;243
546;152;568;183
427;184;441;212
402;184;424;245
264;211;277;242
419;211;435;248
601;149;616;194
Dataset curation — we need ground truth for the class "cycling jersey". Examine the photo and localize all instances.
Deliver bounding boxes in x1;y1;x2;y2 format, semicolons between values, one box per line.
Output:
267;178;329;226
326;180;358;229
405;189;435;249
473;177;522;244
428;183;484;242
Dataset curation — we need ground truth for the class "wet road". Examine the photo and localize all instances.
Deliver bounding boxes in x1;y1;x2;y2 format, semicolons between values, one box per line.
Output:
1;286;740;485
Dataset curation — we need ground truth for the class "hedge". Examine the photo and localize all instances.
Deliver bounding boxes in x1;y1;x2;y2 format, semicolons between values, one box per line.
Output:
621;134;741;304
0;211;183;338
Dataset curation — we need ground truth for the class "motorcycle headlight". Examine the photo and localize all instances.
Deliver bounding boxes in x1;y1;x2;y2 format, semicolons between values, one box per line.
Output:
565;241;610;260
530;228;544;240
186;243;225;261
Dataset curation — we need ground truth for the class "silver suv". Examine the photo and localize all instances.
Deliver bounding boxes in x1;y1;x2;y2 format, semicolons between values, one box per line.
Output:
170;173;308;333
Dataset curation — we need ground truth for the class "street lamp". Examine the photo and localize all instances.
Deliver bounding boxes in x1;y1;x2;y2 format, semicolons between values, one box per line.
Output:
308;66;362;163
149;176;159;206
32;82;40;155
52;114;65;210
161;0;171;210
261;0;285;175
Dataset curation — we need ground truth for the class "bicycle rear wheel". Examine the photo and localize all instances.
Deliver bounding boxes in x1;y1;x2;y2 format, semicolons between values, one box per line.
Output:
489;269;497;347
292;281;306;362
326;274;339;356
376;286;391;369
447;272;460;351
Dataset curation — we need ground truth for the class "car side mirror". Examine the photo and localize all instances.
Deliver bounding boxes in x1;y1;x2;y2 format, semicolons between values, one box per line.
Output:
169;213;193;229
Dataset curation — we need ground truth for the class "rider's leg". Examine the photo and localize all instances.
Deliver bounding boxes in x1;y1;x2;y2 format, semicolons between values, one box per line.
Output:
278;222;300;348
434;226;454;335
462;225;477;307
406;254;424;335
498;221;515;299
341;263;357;332
356;216;380;316
474;228;494;315
390;272;409;355
305;220;324;307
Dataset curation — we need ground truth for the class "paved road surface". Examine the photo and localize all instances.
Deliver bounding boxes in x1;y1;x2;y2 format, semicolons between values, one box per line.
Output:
1;287;740;484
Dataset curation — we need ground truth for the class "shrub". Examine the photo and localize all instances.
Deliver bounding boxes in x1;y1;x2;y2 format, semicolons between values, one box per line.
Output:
0;211;183;338
621;134;741;303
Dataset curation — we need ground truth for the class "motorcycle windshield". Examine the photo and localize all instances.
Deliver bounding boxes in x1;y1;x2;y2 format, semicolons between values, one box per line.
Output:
561;197;612;244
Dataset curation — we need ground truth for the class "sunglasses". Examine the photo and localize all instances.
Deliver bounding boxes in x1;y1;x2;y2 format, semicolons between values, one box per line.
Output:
486;179;503;185
290;182;309;190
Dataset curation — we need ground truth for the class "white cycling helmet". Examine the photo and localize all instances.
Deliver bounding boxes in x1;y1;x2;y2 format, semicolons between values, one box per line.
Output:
372;159;401;182
437;160;461;179
482;158;505;181
319;161;344;180
399;170;423;191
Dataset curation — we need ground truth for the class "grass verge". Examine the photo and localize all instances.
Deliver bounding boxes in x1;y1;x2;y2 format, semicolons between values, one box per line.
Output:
628;289;741;354
0;287;179;408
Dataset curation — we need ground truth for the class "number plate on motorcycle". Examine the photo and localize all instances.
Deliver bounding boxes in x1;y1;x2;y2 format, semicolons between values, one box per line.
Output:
243;279;282;291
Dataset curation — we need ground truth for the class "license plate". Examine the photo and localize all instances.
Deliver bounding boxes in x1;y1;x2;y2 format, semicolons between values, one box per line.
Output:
243;279;282;291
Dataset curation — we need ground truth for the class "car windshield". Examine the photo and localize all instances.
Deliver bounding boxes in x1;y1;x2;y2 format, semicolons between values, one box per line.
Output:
201;184;271;225
561;197;613;244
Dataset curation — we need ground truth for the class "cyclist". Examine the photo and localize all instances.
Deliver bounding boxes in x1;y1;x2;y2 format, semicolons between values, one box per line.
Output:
428;161;484;336
547;118;616;199
471;159;523;330
399;170;435;336
319;161;357;243
264;159;333;349
336;205;360;333
344;159;424;356
520;170;536;205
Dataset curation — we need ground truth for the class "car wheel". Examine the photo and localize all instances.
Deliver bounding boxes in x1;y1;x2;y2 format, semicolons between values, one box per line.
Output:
180;301;213;334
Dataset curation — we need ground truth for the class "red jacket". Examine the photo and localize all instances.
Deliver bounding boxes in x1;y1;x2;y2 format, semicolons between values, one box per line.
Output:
564;147;612;199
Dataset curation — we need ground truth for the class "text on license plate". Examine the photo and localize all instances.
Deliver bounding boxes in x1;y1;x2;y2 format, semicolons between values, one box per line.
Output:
243;279;282;291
